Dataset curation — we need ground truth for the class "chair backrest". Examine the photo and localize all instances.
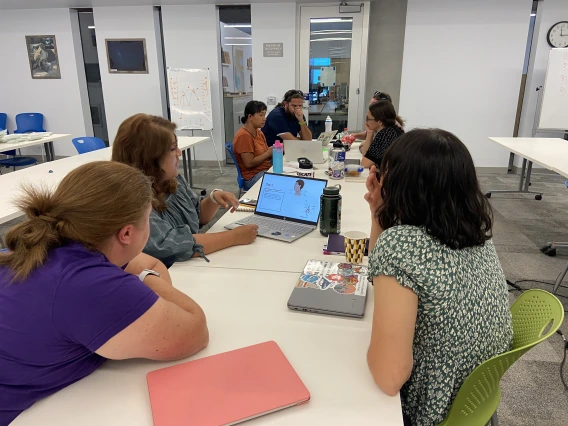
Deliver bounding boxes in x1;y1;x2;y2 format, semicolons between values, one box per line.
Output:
14;113;45;134
0;113;7;131
72;137;106;154
225;143;245;189
438;289;564;426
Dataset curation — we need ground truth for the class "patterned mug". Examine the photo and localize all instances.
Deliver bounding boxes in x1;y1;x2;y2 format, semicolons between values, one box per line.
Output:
344;231;367;264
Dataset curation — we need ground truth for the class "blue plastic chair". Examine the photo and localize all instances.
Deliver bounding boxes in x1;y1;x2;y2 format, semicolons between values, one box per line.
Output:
14;113;45;133
72;137;106;154
225;143;246;196
0;113;38;173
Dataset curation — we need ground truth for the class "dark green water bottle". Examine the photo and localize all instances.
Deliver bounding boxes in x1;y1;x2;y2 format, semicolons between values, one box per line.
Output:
319;185;342;236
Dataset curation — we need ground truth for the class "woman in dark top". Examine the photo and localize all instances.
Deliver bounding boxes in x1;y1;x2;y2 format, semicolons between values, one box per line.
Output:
361;101;404;169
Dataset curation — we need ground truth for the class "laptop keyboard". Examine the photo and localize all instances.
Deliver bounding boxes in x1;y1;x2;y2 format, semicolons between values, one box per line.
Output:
236;215;313;235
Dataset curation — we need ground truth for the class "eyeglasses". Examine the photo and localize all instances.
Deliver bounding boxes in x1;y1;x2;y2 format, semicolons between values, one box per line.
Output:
365;117;377;122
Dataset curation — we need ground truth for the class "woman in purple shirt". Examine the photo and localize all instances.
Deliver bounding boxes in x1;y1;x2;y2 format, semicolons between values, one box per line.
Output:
0;161;209;425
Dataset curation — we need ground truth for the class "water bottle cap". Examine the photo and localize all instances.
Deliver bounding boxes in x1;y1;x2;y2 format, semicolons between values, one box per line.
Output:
273;140;283;148
332;140;344;148
326;115;332;120
323;185;341;195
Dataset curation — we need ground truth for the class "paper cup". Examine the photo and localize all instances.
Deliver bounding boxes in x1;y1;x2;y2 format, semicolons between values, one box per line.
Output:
344;231;367;264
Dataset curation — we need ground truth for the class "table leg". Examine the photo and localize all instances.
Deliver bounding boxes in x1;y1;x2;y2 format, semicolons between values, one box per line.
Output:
518;159;527;192
48;142;55;161
182;150;189;184
507;153;515;173
523;161;533;192
187;148;194;188
43;143;52;162
485;157;542;199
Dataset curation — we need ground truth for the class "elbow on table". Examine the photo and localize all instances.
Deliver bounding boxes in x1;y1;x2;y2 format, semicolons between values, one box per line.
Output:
367;352;406;397
176;313;210;359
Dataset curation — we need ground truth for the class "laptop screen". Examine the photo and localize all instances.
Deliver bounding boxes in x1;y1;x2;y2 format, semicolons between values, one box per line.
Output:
255;173;327;225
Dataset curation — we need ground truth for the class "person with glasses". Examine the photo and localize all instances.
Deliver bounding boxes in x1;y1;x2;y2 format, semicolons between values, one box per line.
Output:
353;91;405;141
360;100;404;169
261;89;312;147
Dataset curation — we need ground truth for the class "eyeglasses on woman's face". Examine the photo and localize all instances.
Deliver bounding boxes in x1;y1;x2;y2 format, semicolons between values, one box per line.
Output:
365;116;377;122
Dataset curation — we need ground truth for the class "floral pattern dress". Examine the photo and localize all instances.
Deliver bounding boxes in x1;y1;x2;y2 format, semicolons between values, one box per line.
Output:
368;225;513;426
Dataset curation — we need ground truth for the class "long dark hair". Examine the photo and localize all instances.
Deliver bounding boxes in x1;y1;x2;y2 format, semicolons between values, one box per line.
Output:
241;101;267;124
369;100;398;128
376;128;493;249
372;92;405;127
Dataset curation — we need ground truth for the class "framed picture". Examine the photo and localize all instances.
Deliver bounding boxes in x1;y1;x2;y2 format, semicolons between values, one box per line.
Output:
105;39;148;74
25;35;61;79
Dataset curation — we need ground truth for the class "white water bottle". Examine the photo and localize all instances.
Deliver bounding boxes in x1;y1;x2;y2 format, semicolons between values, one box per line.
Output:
325;115;332;133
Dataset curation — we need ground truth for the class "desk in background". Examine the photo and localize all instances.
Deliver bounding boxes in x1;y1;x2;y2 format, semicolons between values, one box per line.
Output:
177;136;210;188
486;137;568;200
0;133;71;162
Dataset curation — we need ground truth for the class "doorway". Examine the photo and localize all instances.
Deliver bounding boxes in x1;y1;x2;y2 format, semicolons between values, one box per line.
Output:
77;9;109;146
299;5;367;138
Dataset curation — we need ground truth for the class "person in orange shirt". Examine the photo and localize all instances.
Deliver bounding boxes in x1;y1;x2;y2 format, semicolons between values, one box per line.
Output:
233;101;273;190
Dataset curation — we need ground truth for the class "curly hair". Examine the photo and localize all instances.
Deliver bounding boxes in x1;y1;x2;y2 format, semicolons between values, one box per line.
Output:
376;128;493;249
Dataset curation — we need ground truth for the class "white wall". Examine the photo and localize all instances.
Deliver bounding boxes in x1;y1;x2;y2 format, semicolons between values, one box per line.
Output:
251;3;297;111
518;0;568;140
161;4;225;162
0;8;91;156
93;6;165;144
399;0;533;168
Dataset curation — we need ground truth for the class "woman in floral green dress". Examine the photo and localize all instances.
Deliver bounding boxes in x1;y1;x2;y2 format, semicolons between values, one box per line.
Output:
365;129;513;426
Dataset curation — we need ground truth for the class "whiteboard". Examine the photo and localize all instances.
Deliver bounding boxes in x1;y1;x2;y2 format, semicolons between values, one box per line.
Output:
167;68;213;130
538;49;568;130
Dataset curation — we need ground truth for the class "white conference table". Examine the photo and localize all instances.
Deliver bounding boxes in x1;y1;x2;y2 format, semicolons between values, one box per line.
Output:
487;137;568;199
0;133;71;161
176;143;370;273
0;136;211;226
12;268;403;426
0;147;112;225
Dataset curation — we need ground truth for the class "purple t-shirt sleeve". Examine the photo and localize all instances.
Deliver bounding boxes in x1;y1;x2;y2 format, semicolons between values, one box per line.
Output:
52;263;159;352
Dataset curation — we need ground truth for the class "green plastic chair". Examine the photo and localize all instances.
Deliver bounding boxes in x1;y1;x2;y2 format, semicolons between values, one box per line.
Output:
438;289;564;426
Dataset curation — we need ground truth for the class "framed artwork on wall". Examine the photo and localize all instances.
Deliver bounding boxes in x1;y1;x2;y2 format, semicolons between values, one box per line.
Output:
25;35;61;79
105;39;149;74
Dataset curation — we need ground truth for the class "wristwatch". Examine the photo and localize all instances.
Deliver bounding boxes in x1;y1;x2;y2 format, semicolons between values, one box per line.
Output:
138;269;161;282
209;188;223;205
298;121;307;126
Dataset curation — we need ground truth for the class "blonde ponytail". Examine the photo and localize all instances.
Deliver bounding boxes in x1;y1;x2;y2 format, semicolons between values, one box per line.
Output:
0;161;153;282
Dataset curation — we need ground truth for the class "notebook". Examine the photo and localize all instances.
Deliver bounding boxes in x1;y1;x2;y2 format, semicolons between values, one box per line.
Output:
147;341;310;426
287;260;369;318
225;172;328;243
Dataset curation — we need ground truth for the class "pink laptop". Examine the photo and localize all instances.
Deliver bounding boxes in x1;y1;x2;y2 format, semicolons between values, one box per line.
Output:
146;341;310;426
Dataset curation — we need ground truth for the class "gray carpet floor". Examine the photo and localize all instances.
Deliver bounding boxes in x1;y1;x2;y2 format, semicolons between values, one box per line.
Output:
2;162;568;425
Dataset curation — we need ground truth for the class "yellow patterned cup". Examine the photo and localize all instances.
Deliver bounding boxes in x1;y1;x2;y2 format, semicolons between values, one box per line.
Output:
344;231;367;264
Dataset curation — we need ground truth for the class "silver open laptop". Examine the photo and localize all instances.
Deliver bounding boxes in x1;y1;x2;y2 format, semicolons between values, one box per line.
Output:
284;140;327;164
225;172;328;243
